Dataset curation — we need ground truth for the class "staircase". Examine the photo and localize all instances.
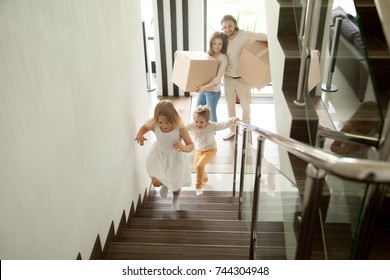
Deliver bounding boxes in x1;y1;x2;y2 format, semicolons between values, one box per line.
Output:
107;189;288;260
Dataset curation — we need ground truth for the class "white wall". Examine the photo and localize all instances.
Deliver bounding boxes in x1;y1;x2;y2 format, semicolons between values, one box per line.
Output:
265;0;295;184
188;0;204;51
0;0;151;259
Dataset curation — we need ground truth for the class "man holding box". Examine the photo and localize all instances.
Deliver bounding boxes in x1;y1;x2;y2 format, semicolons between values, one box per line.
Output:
221;15;268;140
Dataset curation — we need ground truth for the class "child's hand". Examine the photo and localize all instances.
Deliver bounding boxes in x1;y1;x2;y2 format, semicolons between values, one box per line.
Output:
173;141;185;151
134;135;147;146
233;117;240;123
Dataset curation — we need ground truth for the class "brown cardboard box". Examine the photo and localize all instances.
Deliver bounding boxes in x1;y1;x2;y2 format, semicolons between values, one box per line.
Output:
172;51;218;92
237;41;271;89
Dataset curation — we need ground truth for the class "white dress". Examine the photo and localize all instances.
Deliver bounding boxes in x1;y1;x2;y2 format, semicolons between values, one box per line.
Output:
146;124;192;191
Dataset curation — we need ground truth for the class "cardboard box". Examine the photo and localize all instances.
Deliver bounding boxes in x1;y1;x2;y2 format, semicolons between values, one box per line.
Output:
172;51;218;92
237;41;271;89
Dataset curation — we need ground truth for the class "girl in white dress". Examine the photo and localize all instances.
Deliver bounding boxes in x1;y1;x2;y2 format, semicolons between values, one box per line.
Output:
135;100;194;210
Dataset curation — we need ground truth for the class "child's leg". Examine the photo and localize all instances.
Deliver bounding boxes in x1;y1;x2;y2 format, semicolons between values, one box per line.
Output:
194;149;217;190
151;177;162;187
171;189;181;211
193;151;203;189
151;177;168;198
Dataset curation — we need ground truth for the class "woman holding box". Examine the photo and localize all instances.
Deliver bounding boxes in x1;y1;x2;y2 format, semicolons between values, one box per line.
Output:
195;32;229;122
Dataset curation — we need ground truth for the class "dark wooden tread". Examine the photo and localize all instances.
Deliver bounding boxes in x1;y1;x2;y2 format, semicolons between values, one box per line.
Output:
147;193;239;203
107;242;250;260
129;218;250;231
143;201;239;211
135;209;239;220
150;190;237;197
119;228;251;246
129;218;288;231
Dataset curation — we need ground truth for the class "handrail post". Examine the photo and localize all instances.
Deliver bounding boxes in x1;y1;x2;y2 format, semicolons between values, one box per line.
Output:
238;128;248;220
316;134;325;148
295;0;315;106
295;163;326;259
249;135;265;260
321;17;342;92
351;182;389;259
232;124;240;197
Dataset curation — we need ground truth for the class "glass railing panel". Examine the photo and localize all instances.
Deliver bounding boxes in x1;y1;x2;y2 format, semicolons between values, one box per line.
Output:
236;129;257;224
319;0;384;146
317;175;369;259
316;129;376;259
301;0;387;259
255;172;301;260
235;129;302;260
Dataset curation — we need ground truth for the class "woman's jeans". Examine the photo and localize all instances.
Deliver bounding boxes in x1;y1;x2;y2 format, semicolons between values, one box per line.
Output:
196;91;221;122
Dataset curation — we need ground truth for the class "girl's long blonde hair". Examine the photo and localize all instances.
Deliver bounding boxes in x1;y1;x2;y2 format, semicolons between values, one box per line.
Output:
146;100;185;128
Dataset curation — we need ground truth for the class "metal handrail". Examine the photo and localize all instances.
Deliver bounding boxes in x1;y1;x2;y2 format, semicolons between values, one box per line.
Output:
236;121;390;183
233;121;390;259
317;125;379;147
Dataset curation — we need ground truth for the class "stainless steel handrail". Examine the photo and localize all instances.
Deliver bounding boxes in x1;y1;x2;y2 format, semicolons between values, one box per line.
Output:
236;121;390;183
234;120;390;259
317;125;379;147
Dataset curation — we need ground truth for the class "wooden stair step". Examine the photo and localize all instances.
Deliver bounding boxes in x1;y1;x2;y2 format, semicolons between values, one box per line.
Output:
147;195;239;204
129;218;249;231
119;229;251;246
120;228;290;248
135;209;238;220
107;242;249;260
150;190;236;197
241;203;299;212
143;201;238;211
253;246;288;260
150;190;300;199
129;218;287;232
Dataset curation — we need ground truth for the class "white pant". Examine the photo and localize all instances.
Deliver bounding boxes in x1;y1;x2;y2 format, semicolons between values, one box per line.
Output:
224;76;252;131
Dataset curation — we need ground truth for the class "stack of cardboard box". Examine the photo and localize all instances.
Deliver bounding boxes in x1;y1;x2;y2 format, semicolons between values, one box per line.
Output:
237;40;271;89
172;41;273;92
172;51;218;92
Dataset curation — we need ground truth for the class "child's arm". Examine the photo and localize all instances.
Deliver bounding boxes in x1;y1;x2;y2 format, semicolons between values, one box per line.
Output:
232;117;240;124
134;124;153;146
215;117;240;131
173;127;194;153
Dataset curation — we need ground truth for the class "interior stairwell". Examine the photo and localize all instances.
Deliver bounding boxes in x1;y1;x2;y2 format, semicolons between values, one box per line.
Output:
106;189;288;260
84;0;390;261
107;190;249;260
